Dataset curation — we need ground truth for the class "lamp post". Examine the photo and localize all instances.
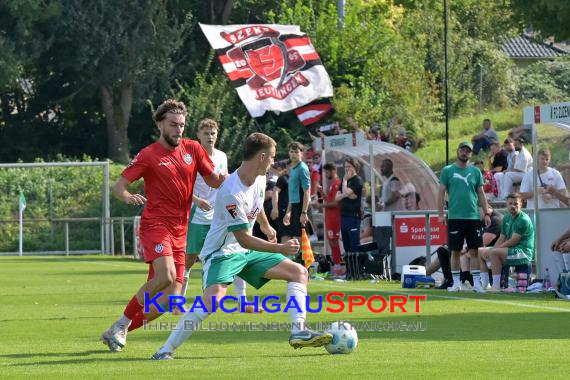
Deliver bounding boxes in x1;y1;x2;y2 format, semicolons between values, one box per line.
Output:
444;0;449;165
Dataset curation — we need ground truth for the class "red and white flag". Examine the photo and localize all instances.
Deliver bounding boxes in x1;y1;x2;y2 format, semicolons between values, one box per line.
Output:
293;98;333;127
200;24;333;117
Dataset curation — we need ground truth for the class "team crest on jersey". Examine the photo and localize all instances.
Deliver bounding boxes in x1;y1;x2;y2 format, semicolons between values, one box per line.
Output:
223;28;308;100
154;243;164;254
183;154;193;165
226;204;238;219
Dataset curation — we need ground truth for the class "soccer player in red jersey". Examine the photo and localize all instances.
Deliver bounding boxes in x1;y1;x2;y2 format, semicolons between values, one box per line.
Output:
317;163;342;264
100;99;225;352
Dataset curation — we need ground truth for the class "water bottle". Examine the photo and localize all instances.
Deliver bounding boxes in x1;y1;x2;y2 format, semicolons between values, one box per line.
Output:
517;272;528;293
543;268;551;290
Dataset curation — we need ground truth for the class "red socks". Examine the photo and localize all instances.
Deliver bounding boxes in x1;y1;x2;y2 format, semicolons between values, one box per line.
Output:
123;295;144;320
128;312;146;331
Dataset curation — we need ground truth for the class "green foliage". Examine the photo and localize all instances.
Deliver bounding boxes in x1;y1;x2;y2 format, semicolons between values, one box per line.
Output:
513;58;570;104
511;0;570;40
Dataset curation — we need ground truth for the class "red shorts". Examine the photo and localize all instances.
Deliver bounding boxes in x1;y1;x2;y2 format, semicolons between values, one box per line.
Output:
140;221;187;267
325;217;340;240
147;262;186;284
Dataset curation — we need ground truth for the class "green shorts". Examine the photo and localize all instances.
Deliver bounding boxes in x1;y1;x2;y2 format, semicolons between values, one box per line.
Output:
186;222;210;254
506;247;532;266
202;251;289;290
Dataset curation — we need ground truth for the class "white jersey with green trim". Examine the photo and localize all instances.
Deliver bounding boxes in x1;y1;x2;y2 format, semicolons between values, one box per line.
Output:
199;170;265;261
191;149;228;225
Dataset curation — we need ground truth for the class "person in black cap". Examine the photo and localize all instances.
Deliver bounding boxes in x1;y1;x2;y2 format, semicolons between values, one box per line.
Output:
438;141;491;293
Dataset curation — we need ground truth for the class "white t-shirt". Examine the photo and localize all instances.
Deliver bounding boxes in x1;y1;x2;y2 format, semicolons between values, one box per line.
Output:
199;171;265;260
520;167;566;209
191;149;228;224
513;147;533;173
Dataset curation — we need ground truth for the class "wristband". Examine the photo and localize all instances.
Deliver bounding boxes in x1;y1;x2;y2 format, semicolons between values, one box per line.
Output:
301;211;308;214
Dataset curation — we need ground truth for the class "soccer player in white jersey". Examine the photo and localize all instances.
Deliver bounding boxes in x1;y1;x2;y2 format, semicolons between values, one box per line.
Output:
151;133;333;360
180;118;257;313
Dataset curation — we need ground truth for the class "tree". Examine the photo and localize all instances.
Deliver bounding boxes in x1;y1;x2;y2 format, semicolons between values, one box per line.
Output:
511;0;570;40
48;0;193;162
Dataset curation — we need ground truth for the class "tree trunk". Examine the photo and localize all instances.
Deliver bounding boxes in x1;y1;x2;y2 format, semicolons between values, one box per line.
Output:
100;84;132;163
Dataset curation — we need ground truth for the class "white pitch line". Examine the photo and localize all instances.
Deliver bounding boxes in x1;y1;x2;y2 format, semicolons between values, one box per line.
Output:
311;282;570;313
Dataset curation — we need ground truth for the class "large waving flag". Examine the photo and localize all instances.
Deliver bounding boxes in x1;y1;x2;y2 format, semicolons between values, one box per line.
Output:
200;24;333;117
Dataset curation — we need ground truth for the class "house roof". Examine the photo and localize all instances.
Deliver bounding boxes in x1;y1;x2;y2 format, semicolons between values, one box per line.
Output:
502;34;568;59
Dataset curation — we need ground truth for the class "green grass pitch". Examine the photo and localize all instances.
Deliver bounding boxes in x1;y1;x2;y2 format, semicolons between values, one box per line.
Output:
1;256;569;379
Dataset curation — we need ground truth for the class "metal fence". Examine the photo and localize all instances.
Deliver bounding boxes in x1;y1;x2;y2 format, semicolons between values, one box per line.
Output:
0;216;137;256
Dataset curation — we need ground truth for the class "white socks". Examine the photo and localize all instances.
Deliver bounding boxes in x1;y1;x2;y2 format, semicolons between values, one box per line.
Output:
286;282;307;333
180;268;191;297
480;272;490;288
159;308;208;354
233;276;247;301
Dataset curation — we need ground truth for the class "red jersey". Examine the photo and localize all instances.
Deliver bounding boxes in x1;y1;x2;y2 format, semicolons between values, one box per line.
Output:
310;169;321;195
122;139;214;224
324;177;341;221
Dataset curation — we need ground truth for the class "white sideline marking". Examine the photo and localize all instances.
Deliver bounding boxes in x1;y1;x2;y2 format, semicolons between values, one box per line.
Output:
311;282;570;313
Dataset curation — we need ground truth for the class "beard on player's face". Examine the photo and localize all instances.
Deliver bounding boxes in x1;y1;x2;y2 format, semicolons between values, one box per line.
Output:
164;133;181;147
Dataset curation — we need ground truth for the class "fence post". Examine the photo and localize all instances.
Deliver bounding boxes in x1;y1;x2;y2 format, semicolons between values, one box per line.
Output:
120;218;126;256
65;222;69;256
100;220;105;254
110;219;115;256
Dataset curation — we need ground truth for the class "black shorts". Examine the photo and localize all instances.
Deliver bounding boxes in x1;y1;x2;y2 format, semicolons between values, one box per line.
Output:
447;219;483;251
289;203;313;238
274;214;291;240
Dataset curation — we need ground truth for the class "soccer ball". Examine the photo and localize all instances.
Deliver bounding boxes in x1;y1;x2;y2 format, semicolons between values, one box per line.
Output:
324;321;358;354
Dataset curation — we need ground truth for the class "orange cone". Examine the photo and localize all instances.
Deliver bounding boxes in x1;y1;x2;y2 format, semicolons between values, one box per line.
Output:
301;227;315;269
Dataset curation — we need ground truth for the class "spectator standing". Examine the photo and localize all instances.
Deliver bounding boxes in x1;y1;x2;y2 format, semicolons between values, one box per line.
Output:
438;141;491;293
270;161;291;243
336;158;363;254
379;159;402;211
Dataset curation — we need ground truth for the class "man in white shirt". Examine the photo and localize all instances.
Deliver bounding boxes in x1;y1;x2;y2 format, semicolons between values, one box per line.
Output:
499;137;533;200
180;119;255;312
151;133;332;360
520;149;567;209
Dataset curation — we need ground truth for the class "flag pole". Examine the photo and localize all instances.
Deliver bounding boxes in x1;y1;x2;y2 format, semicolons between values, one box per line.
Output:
19;205;23;256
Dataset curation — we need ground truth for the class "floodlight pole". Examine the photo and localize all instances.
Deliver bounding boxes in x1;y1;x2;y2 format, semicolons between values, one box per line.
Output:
444;0;450;165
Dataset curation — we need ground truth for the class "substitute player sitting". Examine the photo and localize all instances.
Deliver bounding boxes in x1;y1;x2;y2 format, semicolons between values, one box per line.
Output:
151;133;333;360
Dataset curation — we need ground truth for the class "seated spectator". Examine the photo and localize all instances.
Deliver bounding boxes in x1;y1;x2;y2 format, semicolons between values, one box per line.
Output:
488;140;508;174
508;124;532;144
474;160;498;199
479;193;534;292
395;127;413;151
367;124;388;142
551;228;570;271
520;148;567;209
494;137;517;195
360;195;374;245
427;206;502;289
472;118;499;154
498;137;532;200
